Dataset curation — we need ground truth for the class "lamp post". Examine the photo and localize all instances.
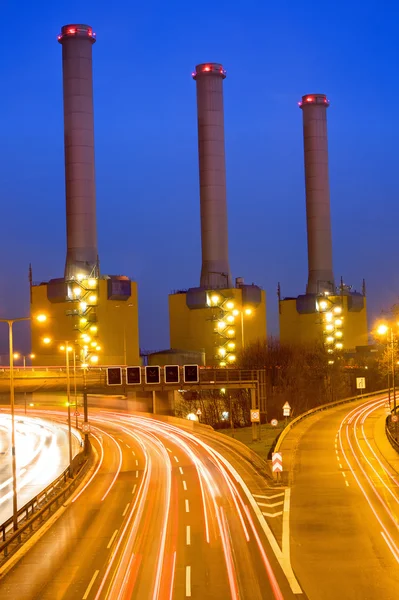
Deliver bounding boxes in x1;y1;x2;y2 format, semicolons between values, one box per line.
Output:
43;337;74;468
0;314;46;531
376;323;398;440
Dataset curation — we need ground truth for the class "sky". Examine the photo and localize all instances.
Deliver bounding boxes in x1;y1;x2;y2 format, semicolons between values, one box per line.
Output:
0;0;398;353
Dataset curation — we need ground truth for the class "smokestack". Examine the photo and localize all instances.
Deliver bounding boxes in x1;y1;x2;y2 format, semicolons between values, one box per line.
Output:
299;94;334;295
192;63;232;289
58;24;98;280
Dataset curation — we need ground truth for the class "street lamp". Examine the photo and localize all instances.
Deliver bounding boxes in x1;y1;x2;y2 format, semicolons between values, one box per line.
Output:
13;353;36;368
376;322;398;440
43;337;73;467
0;314;46;531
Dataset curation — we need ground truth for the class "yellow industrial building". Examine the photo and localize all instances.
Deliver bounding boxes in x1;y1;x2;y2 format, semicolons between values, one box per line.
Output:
31;275;140;366
169;283;266;366
279;291;368;352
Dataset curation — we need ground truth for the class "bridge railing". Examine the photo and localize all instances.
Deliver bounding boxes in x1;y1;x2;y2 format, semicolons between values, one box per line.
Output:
385;413;399;454
274;388;389;454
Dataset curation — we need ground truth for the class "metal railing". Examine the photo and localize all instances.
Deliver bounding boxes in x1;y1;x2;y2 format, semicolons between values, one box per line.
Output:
0;452;88;560
274;388;389;454
385;414;399;454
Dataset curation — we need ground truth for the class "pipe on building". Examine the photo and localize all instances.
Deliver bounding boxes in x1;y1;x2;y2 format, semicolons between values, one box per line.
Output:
193;63;232;290
299;94;334;295
58;24;98;280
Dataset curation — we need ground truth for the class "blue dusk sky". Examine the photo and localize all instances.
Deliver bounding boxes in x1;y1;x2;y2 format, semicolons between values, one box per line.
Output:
0;0;398;352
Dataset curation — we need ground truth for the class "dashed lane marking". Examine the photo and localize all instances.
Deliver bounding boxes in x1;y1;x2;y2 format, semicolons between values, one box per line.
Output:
186;525;191;545
185;499;190;513
122;503;130;517
186;566;191;597
82;570;99;600
107;529;118;549
183;480;187;491
179;467;184;475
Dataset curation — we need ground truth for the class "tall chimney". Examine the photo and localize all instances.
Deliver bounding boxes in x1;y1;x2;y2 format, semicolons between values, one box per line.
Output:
58;24;98;280
192;63;232;289
299;94;334;295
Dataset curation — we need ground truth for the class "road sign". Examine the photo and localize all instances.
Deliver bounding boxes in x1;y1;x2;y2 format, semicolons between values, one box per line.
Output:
271;419;278;427
82;422;91;433
184;365;199;384
250;409;260;423
74;411;80;417
145;366;161;384
356;377;366;389
196;408;202;416
272;452;283;472
164;365;180;384
126;366;141;385
283;402;291;417
392;415;398;423
107;367;122;386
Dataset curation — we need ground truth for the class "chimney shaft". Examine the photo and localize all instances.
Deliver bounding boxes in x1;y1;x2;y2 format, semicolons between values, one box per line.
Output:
58;24;98;280
300;94;334;295
193;63;232;290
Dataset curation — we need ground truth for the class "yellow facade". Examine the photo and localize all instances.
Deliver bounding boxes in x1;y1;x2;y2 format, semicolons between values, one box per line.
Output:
31;277;140;366
279;294;368;350
169;287;266;366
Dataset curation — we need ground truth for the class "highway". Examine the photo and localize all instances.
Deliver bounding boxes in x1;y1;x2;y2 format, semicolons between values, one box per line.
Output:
0;413;81;524
284;395;399;600
0;409;301;599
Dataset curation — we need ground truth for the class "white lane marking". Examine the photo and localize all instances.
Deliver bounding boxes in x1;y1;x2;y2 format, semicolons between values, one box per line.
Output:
342;472;346;478
257;501;284;508
126;444;130;448
166;447;172;453
339;463;343;469
122;503;130;517
132;450;135;456
83;570;99;599
186;525;191;545
262;511;283;518
183;480;187;491
345;481;349;487
107;529;118;549
179;467;184;475
185;499;190;513
381;531;399;563
136;471;139;478
253;493;284;500
117;438;123;442
186;566;191;597
136;459;139;466
282;489;291;566
174;456;179;463
132;484;137;494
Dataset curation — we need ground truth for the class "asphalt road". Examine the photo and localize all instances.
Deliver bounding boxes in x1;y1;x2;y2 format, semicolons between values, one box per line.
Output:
286;396;399;600
0;409;301;599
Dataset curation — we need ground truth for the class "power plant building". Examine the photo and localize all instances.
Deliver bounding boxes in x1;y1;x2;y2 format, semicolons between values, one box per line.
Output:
31;25;139;366
169;64;266;365
279;94;368;352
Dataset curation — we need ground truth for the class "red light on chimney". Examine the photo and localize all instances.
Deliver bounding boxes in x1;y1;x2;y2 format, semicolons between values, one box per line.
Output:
306;96;313;102
203;66;211;72
57;35;61;40
68;28;76;34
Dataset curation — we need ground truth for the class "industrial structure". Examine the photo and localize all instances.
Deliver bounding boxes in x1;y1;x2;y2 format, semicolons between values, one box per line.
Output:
31;25;139;366
169;63;266;365
279;94;368;354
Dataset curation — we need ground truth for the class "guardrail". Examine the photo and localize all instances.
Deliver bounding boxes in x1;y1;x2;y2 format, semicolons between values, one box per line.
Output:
0;451;88;561
385;414;399;454
274;388;388;454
